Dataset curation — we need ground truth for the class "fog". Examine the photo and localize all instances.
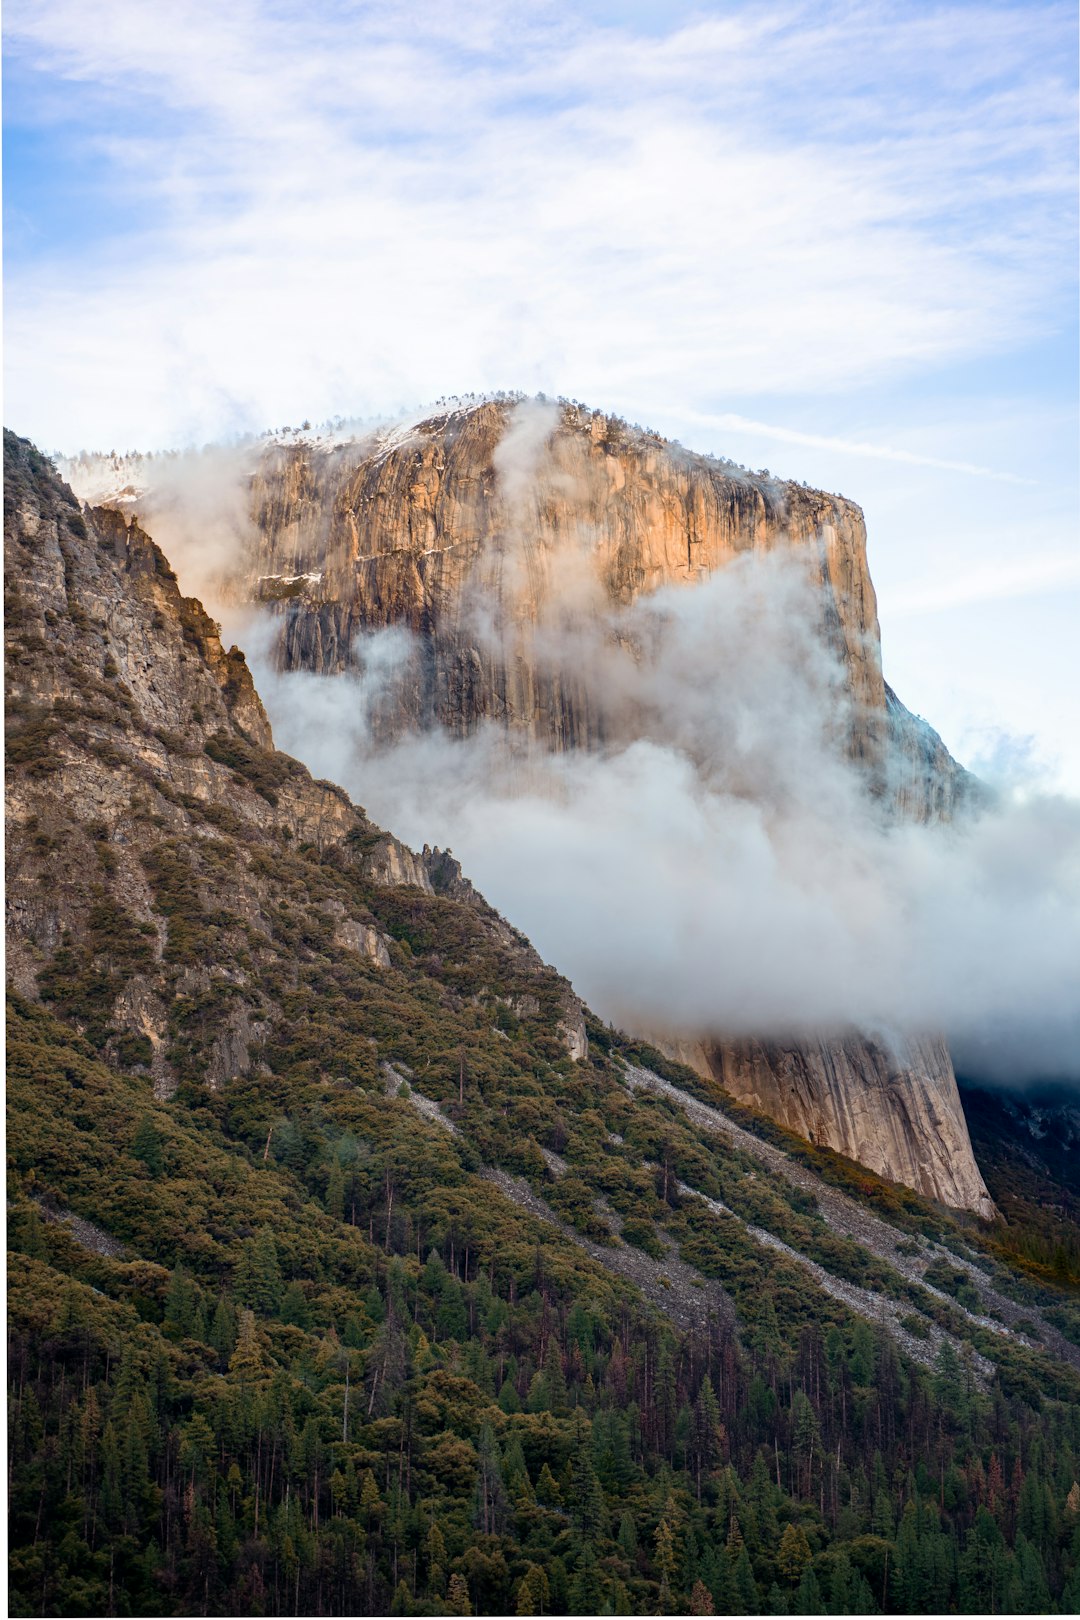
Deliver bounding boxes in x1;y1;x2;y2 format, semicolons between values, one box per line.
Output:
243;555;1080;1087
63;423;1080;1085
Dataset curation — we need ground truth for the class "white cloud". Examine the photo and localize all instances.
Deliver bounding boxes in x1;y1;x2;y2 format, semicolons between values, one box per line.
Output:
246;553;1080;1082
670;410;1038;483
4;1;1076;449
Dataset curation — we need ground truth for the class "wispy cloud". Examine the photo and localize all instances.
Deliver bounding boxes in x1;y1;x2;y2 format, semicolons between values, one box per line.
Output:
674;410;1039;483
3;1;1076;449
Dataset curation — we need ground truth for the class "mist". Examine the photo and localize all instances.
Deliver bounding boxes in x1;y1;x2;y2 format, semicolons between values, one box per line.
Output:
242;555;1080;1087
63;426;1080;1085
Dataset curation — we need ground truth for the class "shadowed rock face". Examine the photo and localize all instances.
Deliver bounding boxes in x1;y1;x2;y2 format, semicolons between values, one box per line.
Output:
662;1034;995;1218
228;399;992;1215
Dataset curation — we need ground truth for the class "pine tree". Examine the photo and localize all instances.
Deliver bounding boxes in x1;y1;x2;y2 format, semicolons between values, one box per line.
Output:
18;1203;48;1259
447;1571;472;1615
777;1524;812;1586
131;1114;164;1176
689;1577;715;1614
733;1545;760;1614
691;1375;725;1495
545;1340;569;1414
571;1415;608;1538
163;1263;197;1337
790;1391;820;1496
655;1518;678;1611
209;1294;236;1361
569;1544;603;1614
426;1521;448;1595
473;1421;507;1536
228;1309;266;1386
792;1564;823;1615
280;1280;310;1328
516;1563;550;1615
359;1468;384;1528
322;1152;345;1221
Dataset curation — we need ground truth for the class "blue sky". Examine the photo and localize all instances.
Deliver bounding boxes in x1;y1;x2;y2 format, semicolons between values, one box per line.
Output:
4;0;1078;787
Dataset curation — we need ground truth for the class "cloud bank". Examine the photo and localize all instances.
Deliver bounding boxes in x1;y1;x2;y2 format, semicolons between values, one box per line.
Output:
243;553;1080;1087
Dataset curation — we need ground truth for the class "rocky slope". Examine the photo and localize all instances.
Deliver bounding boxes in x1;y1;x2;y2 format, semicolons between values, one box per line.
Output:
4;430;587;1105
208;399;989;1214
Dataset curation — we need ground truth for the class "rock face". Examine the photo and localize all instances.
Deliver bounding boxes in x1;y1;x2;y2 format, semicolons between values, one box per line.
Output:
245;403;884;754
708;1034;993;1216
227;400;990;1214
4;430;589;1107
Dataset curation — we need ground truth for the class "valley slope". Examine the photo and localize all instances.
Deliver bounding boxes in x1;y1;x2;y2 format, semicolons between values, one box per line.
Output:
7;430;1080;1618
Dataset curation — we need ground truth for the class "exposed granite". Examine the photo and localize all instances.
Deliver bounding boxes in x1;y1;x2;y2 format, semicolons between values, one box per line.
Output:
218;402;989;1212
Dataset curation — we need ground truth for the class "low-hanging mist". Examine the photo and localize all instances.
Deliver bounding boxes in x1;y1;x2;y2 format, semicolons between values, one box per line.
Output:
62;421;1080;1087
237;553;1080;1086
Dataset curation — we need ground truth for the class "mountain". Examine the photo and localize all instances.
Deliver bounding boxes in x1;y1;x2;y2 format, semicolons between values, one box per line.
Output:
208;398;989;1215
8;426;1080;1618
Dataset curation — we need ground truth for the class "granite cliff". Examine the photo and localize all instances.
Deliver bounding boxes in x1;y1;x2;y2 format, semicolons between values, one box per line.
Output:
214;400;990;1215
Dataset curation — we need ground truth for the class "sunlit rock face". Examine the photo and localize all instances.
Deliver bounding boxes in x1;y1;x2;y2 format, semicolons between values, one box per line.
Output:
246;402;883;746
228;399;990;1214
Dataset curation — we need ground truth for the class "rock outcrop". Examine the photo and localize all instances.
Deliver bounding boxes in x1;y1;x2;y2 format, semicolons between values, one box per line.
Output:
708;1034;993;1216
4;430;589;1105
222;400;990;1214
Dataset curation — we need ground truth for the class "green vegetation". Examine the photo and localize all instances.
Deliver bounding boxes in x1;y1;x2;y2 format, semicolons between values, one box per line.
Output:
7;429;1080;1615
11;993;1080;1617
203;730;303;806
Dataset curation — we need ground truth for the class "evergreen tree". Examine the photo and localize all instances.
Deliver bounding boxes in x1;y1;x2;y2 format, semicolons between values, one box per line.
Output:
130;1114;164;1176
777;1524;812;1587
209;1294;236;1361
423;1520;447;1595
447;1571;472;1615
473;1422;507;1536
163;1263;197;1337
228;1309;266;1385
322;1151;344;1222
516;1562;550;1615
792;1564;823;1615
733;1544;760;1614
690;1576;716;1614
569;1544;604;1615
280;1280;310;1328
536;1462;562;1506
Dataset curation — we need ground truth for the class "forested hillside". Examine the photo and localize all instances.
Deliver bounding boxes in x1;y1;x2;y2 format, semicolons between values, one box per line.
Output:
7;430;1080;1617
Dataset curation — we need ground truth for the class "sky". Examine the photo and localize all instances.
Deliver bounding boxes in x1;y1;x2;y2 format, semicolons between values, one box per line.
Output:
4;0;1079;790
